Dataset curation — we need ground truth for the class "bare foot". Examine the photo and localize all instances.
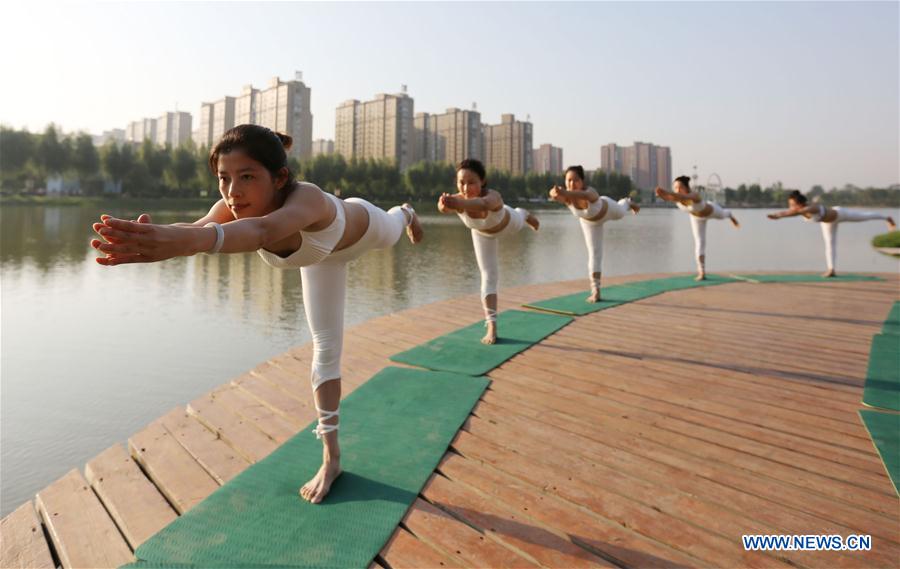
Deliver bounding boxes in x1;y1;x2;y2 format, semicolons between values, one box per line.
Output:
481;321;498;345
300;458;342;504
887;217;896;231
402;204;424;243
525;213;540;231
630;203;641;214
730;216;740;228
822;270;836;278
587;289;601;303
695;272;707;281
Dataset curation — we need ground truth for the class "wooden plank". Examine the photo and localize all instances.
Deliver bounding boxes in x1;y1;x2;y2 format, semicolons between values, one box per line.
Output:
516;345;876;454
421;469;616;567
436;452;704;568
479;371;897;517
402;496;541;568
128;418;219;514
212;381;299;444
158;407;251;485
470;396;900;563
451;430;789;568
0;501;55;569
187;386;280;462
232;372;315;428
84;444;178;550
485;381;899;545
491;361;891;488
35;469;133;568
379;527;466;569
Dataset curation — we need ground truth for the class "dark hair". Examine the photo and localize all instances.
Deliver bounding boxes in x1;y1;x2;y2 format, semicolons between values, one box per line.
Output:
674;175;691;189
565;165;585;181
456;158;486;182
209;124;295;192
788;190;808;205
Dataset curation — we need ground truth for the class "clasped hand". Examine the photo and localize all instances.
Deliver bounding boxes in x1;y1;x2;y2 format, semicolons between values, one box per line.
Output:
91;214;195;265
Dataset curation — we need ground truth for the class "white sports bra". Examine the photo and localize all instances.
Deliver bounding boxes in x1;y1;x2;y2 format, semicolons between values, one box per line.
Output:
457;204;507;231
256;192;345;269
566;189;605;220
805;204;827;223
676;199;706;214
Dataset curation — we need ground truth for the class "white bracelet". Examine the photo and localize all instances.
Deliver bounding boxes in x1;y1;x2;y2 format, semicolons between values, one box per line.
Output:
203;222;225;254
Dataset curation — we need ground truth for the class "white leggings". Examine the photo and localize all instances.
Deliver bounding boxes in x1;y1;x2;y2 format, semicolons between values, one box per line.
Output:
301;198;410;390
471;206;529;322
688;202;732;270
579;197;632;290
820;207;891;271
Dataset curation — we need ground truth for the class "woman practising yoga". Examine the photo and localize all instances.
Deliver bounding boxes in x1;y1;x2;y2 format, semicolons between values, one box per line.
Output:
438;159;539;345
91;125;423;504
549;165;640;302
655;175;740;280
768;190;895;277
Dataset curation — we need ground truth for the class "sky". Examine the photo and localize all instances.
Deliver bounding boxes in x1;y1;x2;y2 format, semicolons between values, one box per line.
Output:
1;1;897;191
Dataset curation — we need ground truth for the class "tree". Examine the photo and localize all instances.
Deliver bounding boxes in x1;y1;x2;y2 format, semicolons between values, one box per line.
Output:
0;127;34;172
37;124;69;177
102;143;136;194
138;139;170;196
72;134;99;180
170;146;196;197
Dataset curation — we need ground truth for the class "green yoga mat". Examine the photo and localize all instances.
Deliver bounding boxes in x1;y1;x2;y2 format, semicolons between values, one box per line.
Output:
882;302;900;336
859;410;900;497
389;309;572;376
523;274;737;316
733;273;882;283
121;367;489;569
862;333;900;412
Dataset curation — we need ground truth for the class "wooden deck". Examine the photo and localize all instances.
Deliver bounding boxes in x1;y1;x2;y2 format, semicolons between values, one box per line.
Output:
3;273;899;569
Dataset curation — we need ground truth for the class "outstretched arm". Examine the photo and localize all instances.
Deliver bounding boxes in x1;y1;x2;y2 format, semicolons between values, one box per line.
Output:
557;188;599;202
441;190;503;212
767;206;815;220
655;187;701;204
437;193;458;214
93;183;329;265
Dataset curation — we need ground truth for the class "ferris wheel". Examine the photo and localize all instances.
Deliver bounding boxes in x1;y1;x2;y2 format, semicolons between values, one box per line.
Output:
705;173;723;202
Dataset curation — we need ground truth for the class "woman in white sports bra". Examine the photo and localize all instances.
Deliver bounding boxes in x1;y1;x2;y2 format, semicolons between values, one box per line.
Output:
768;190;895;277
90;124;423;505
655;175;740;281
549;165;640;302
437;158;539;345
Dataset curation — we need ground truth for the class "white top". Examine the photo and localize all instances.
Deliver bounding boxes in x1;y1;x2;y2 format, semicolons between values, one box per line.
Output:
256;192;345;269
457;204;507;231
805;204;826;223
676;199;706;214
565;188;604;220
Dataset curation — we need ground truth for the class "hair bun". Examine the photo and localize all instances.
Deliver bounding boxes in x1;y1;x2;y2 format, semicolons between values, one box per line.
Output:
275;132;293;151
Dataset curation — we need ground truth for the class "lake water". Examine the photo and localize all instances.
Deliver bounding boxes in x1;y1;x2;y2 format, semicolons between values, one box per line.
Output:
2;202;897;516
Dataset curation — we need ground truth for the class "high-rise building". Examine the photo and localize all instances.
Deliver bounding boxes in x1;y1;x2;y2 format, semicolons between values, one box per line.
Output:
93;129;125;147
211;97;236;147
311;139;335;157
196;72;312;158
196;104;215;149
601;141;672;201
155;111;192;148
482;114;533;175
412;107;482;165
532;143;563;174
125;118;157;144
413;112;438;163
335;90;414;170
235;84;260;125
256;73;313;160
